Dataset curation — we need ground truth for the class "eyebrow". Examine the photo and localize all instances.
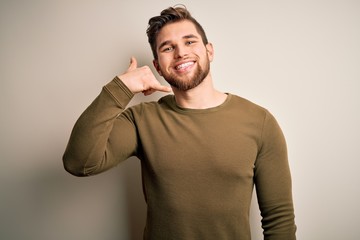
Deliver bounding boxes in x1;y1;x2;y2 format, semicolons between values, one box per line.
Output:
158;34;199;50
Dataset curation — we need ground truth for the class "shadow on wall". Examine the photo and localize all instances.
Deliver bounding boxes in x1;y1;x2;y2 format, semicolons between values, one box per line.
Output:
0;155;146;240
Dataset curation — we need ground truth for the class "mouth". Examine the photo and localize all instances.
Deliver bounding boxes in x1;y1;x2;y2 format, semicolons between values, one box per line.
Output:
175;61;195;71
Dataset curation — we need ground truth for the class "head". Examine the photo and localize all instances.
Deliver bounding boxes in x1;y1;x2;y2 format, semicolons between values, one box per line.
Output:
147;6;208;60
146;6;213;91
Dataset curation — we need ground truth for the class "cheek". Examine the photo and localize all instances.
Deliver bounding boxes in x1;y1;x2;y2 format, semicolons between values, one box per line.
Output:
195;47;211;60
159;58;172;72
156;61;168;76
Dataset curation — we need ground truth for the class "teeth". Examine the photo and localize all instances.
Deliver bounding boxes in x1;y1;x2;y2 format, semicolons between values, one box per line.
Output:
176;62;194;70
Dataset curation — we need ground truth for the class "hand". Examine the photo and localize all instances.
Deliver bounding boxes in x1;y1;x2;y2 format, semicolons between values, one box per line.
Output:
118;57;172;96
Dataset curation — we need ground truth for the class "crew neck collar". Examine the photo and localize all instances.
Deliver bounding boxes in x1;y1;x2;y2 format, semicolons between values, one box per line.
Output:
168;93;232;114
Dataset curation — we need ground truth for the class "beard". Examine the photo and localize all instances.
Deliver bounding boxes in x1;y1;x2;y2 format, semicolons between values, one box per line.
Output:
161;59;210;91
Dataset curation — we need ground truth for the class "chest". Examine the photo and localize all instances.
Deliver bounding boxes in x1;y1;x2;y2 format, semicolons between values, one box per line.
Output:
138;112;260;180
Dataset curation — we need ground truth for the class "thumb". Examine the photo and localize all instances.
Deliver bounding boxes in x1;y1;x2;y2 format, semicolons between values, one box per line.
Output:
127;57;137;71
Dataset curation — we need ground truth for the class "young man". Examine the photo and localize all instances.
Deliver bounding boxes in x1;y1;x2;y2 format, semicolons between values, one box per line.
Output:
63;6;297;240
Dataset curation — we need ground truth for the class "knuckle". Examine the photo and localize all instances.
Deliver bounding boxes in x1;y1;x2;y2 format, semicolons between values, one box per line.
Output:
142;65;150;71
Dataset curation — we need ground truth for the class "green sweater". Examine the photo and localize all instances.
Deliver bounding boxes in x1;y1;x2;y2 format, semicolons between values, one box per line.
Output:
63;77;296;240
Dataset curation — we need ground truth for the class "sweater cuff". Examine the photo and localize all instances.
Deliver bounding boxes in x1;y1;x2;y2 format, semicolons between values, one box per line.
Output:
103;76;134;108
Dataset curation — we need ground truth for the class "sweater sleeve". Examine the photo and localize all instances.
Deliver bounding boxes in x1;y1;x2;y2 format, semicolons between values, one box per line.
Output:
254;110;297;240
62;76;138;176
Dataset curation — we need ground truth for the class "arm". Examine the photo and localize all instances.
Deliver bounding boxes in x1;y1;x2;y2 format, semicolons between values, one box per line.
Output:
254;111;297;240
63;57;171;176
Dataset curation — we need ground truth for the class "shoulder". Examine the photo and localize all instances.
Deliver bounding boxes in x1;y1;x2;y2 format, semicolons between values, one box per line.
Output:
228;94;270;118
228;94;283;133
229;94;286;145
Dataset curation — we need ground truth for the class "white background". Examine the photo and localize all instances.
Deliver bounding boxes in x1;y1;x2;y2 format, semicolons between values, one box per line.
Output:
1;0;359;239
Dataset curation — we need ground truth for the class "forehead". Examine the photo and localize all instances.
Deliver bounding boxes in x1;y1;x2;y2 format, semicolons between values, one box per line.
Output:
156;20;200;45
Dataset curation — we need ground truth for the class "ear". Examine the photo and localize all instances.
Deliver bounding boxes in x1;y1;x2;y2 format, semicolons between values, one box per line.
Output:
153;59;162;76
206;43;214;62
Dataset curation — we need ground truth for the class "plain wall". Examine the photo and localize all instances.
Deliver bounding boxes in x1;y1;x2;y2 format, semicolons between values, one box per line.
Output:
1;0;359;239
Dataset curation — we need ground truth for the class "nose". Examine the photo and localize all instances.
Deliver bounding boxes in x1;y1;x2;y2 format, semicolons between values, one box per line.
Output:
174;45;188;58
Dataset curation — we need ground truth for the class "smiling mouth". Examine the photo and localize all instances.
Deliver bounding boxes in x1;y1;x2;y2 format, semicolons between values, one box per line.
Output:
175;61;195;70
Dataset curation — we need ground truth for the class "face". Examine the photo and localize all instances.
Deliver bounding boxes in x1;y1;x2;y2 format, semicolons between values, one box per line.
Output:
153;20;214;91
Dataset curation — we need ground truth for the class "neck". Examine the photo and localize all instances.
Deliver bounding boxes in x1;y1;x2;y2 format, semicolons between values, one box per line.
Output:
172;74;227;109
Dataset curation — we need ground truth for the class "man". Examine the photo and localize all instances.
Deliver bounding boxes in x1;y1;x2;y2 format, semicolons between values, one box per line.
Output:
63;6;297;240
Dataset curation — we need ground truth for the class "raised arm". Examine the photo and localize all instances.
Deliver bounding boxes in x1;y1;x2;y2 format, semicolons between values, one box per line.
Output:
62;57;171;176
